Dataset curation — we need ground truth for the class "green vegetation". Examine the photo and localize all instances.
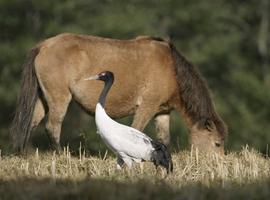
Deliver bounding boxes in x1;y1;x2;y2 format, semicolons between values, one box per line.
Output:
0;148;270;199
0;1;270;198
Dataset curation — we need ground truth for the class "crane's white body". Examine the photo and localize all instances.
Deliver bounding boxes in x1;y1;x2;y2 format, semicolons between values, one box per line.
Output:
95;103;155;168
85;71;172;173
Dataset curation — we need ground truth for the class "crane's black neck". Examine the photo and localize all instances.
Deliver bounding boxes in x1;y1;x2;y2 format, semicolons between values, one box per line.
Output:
99;76;114;108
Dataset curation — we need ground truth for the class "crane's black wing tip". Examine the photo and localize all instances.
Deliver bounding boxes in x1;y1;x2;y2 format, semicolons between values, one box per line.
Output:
150;140;173;173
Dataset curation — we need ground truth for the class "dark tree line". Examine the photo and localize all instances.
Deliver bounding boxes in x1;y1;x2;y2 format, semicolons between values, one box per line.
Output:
0;0;269;153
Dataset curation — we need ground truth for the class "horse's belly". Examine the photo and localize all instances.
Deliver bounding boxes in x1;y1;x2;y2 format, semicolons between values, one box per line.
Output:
71;81;138;118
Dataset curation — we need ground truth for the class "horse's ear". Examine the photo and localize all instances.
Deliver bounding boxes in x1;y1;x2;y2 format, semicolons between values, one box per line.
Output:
204;119;216;132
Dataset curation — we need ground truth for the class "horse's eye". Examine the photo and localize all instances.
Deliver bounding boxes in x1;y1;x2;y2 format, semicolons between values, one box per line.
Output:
215;142;221;147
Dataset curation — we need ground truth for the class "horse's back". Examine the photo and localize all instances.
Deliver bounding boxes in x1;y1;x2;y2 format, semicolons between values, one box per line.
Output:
34;33;178;117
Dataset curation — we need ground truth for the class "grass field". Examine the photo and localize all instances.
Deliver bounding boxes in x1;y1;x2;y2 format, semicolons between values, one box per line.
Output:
0;147;270;200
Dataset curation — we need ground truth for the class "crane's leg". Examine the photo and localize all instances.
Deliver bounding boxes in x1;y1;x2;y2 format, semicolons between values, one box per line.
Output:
117;153;134;169
139;162;144;173
121;156;133;176
116;157;124;170
154;113;170;146
122;157;133;169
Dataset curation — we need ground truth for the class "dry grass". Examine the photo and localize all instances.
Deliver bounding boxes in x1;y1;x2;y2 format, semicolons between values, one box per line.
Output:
0;146;270;199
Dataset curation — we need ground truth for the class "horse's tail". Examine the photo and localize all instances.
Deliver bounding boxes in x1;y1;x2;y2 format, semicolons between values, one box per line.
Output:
169;43;227;138
10;47;40;153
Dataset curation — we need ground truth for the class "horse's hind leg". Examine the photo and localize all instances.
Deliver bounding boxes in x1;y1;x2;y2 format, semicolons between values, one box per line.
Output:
154;114;170;146
31;97;46;130
45;91;72;153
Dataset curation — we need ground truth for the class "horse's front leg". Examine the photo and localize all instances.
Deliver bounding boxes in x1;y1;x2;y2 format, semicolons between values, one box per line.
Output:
132;106;171;146
131;106;157;133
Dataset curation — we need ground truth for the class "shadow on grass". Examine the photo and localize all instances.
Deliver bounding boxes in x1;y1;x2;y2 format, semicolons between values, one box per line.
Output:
1;177;270;200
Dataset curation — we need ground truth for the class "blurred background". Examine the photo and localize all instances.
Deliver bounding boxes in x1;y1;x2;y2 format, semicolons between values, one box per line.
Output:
0;0;269;155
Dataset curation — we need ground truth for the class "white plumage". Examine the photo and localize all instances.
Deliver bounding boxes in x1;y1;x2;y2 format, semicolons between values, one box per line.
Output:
96;103;154;168
85;71;172;172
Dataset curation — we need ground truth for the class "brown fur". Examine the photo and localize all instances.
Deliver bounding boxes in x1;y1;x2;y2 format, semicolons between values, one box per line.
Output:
169;43;227;139
10;33;227;153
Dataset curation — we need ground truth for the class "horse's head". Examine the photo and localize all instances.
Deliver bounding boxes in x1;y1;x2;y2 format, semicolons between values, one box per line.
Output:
189;119;227;155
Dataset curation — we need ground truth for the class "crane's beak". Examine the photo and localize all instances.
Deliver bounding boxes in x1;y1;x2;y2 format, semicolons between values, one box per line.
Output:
84;75;99;81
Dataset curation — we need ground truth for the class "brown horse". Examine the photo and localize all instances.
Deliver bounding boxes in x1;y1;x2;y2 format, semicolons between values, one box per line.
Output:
10;33;227;154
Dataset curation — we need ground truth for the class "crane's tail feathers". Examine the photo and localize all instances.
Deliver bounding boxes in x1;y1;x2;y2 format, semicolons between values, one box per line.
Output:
151;141;173;173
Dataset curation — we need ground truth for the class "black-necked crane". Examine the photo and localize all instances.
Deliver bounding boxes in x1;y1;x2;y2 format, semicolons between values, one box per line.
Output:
84;71;173;173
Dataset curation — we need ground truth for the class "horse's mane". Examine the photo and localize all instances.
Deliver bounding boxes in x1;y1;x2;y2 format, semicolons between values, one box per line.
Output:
135;35;168;43
169;43;228;138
